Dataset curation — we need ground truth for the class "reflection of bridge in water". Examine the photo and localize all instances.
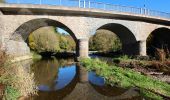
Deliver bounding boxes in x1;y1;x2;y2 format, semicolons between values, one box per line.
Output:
22;59;141;100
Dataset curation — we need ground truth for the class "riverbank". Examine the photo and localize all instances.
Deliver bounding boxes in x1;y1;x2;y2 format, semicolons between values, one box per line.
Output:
80;58;170;100
0;49;37;100
113;56;170;83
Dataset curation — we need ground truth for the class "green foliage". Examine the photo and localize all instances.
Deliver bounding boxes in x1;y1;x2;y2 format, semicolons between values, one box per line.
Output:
140;89;163;100
0;62;37;99
80;58;170;99
3;86;20;100
28;27;76;53
89;29;122;52
114;55;131;60
59;36;68;50
31;51;42;61
59;34;76;52
28;26;60;53
113;55;132;63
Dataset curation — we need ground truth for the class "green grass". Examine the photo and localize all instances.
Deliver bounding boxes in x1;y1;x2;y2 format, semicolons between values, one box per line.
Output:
31;51;42;61
80;58;170;100
140;89;163;100
113;55;133;62
3;86;20;100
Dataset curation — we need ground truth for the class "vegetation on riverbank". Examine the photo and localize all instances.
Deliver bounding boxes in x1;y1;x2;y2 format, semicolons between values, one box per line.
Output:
80;58;170;100
0;49;37;100
31;51;42;61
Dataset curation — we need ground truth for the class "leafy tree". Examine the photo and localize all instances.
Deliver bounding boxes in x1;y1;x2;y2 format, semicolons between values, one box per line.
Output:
59;35;68;51
90;29;122;52
59;34;76;52
28;26;60;53
28;26;76;53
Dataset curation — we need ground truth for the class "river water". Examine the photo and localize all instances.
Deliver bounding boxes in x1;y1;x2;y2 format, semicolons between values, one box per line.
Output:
20;57;142;100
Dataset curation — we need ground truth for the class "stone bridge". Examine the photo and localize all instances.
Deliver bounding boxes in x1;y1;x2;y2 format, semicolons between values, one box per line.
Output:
0;3;170;60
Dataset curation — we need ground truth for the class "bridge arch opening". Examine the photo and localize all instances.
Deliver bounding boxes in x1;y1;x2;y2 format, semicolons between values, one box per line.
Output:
147;27;170;57
90;23;138;55
11;18;78;57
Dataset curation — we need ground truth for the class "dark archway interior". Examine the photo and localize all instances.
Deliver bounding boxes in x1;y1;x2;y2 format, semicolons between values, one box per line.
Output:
147;28;170;56
97;23;138;55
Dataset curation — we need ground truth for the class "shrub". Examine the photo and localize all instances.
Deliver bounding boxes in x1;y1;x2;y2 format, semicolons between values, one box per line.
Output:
0;47;37;99
1;62;37;100
28;26;60;53
0;49;6;67
155;48;166;61
89;29;122;52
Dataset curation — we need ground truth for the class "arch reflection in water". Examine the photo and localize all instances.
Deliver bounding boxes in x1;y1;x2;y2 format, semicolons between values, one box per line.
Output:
31;58;78;100
30;58;141;100
88;71;105;86
31;58;76;91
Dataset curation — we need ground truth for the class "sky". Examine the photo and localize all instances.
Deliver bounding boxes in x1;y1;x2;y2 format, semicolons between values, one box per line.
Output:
6;0;170;13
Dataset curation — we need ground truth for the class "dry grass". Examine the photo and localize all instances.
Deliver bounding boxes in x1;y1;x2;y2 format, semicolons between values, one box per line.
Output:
1;62;37;100
155;48;166;61
0;49;6;67
0;46;37;99
155;47;170;62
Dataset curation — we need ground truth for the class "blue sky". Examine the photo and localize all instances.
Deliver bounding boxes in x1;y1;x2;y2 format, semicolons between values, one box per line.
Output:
6;0;170;13
94;0;170;13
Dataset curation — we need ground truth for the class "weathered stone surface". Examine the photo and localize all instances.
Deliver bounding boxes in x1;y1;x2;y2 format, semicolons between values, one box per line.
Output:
78;39;89;58
6;40;31;57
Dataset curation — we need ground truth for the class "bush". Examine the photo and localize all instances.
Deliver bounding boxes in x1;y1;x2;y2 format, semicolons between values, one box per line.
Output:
0;48;37;99
28;26;60;53
1;62;37;100
89;29;122;52
28;26;76;53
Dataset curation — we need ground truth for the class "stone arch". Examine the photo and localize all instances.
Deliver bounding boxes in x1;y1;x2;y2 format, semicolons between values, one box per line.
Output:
147;27;170;56
7;18;78;57
11;18;77;42
93;23;138;55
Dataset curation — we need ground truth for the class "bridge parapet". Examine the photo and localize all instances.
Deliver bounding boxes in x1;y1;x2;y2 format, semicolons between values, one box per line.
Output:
6;0;170;19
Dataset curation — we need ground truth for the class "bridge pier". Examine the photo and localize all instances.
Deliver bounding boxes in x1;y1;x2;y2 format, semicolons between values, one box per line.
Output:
139;40;147;56
78;38;89;58
77;64;88;83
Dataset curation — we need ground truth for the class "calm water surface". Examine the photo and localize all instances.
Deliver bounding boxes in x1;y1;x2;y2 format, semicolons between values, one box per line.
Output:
24;57;142;100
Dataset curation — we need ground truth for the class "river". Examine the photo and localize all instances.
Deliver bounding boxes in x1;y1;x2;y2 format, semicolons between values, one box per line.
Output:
18;57;142;100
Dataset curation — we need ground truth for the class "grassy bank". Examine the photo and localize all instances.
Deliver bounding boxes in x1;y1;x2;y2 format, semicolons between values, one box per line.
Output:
80;58;170;100
0;50;37;100
0;62;37;100
31;51;42;61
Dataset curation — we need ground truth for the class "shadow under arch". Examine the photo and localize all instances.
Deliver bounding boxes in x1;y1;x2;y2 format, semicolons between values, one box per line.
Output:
96;23;138;55
147;27;170;56
10;18;78;43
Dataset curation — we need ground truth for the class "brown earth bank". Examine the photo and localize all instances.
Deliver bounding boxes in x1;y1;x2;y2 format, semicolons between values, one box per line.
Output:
114;60;170;83
0;83;5;99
